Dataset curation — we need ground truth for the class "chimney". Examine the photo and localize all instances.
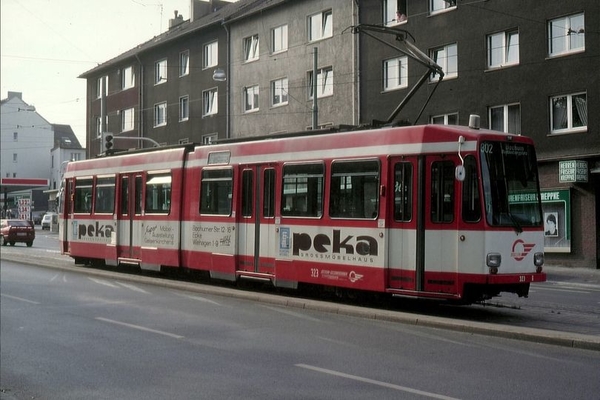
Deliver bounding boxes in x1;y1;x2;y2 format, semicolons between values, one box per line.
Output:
7;91;23;100
169;10;184;29
191;0;229;22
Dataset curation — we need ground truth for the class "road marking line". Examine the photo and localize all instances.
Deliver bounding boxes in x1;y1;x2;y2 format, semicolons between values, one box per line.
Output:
88;278;119;288
95;317;184;339
295;364;461;400
115;282;148;293
177;293;221;305
262;305;322;322
1;294;40;305
537;287;590;294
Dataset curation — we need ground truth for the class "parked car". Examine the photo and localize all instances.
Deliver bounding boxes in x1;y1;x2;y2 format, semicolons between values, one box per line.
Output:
32;211;45;225
41;213;56;230
0;219;35;247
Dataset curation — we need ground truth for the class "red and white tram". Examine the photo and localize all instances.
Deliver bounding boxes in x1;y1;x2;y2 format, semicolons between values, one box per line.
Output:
59;124;545;303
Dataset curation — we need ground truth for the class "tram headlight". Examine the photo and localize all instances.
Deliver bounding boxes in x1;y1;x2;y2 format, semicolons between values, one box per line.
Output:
534;252;544;273
486;253;501;274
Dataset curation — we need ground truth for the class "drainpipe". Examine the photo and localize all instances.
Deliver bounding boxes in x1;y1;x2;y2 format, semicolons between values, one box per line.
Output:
135;53;144;144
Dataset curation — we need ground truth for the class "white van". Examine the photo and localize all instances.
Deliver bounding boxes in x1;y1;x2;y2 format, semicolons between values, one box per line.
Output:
41;213;56;230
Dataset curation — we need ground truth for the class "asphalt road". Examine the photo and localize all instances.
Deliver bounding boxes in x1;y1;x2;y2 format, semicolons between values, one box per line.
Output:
2;227;600;350
2;260;600;400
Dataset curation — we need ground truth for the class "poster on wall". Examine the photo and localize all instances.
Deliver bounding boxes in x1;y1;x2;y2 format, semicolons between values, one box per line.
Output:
540;189;571;253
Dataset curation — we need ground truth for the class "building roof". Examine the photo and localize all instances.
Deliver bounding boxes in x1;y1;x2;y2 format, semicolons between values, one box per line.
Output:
79;0;286;78
52;124;83;150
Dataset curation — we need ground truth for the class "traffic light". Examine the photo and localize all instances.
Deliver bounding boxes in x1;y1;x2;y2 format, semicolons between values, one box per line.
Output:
105;133;113;151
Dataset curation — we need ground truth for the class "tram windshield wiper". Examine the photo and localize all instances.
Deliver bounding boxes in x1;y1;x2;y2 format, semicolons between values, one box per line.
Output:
504;212;523;234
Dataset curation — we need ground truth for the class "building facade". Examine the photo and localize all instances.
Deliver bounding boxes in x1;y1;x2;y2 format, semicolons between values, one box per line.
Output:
358;0;599;268
1;92;85;216
79;0;599;268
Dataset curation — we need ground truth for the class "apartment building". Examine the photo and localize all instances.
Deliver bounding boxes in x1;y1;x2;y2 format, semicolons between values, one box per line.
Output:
358;0;599;268
79;0;598;268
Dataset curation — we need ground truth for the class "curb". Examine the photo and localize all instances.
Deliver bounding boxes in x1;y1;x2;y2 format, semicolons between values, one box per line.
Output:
2;252;599;352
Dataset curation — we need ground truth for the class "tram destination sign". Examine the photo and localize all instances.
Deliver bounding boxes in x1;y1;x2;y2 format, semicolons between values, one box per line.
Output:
558;160;588;183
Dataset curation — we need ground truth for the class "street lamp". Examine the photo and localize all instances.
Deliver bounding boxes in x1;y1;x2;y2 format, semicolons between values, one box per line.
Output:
212;68;227;82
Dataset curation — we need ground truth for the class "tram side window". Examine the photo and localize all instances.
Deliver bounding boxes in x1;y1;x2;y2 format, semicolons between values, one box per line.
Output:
242;170;253;217
200;168;233;215
394;162;413;221
263;169;275;218
135;175;143;215
74;178;93;214
330;160;379;219
94;176;115;214
145;173;171;214
462;156;481;222
281;163;323;217
431;161;455;223
120;176;129;216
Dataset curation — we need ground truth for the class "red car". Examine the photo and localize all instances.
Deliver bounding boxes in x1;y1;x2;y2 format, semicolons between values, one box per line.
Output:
0;219;35;247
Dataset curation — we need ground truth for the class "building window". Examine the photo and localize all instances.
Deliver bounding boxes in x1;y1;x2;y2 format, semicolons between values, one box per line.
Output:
204;40;218;68
308;10;332;42
154;102;167;127
308;67;333;99
13;132;18;141
550;93;587;134
155;59;167;84
431;113;458;125
96;76;108;98
487;30;519;69
178;138;189;145
95;116;102;138
13;153;17;163
70;153;81;161
203;88;218;116
243;85;259;113
383;56;408;91
243;34;259;62
179;96;189;121
489;104;520;134
384;0;407;25
271;78;288;107
121;66;135;90
121;108;134;132
272;25;288;53
548;13;585;57
430;0;456;14
179;50;189;76
430;43;457;81
202;134;217;145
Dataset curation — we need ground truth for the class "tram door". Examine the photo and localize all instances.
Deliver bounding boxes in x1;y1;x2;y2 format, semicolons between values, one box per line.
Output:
423;155;460;295
61;179;74;254
116;173;143;261
238;165;276;274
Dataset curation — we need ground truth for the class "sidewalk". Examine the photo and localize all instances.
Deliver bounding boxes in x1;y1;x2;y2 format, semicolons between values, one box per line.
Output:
543;264;600;285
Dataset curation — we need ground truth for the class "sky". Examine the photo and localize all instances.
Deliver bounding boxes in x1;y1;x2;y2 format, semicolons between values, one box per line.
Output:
1;0;211;146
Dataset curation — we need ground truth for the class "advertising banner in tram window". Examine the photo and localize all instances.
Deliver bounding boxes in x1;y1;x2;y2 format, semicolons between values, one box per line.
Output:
540;189;571;253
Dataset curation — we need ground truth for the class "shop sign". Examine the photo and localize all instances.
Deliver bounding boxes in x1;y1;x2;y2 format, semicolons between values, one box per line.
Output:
559;160;588;183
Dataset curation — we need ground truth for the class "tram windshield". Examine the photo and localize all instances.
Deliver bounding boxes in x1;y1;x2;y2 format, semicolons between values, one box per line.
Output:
480;141;543;230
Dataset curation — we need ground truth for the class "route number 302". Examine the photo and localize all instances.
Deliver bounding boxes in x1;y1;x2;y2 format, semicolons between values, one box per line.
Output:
480;143;495;154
